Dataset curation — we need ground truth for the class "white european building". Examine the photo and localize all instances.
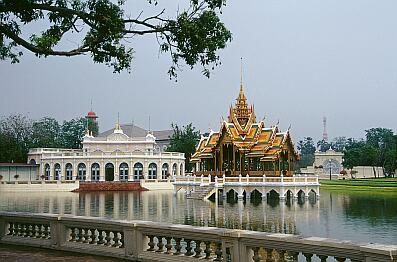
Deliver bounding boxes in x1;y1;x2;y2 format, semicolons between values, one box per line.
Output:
27;124;185;182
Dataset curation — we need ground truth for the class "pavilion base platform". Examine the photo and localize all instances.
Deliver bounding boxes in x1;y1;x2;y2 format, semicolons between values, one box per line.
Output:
173;174;320;201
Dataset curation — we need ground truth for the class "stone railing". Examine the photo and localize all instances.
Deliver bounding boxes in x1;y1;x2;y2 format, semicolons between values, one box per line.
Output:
0;212;396;262
37;150;185;159
173;174;319;186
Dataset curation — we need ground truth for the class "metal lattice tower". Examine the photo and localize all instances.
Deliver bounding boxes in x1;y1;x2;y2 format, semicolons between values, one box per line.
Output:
322;116;328;142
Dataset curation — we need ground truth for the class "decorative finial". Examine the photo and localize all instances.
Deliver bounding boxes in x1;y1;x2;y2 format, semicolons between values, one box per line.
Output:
240;57;243;89
116;112;121;130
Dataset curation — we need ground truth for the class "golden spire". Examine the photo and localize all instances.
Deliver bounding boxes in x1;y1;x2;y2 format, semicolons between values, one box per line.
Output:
238;57;246;102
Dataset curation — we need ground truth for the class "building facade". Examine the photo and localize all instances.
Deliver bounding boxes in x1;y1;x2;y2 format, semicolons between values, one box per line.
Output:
28;123;185;182
191;83;299;177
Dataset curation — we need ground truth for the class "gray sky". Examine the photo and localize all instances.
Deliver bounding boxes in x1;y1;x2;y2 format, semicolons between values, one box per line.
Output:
1;0;396;143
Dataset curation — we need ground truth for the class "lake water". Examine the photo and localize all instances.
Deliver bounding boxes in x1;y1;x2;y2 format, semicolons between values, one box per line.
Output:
0;188;396;245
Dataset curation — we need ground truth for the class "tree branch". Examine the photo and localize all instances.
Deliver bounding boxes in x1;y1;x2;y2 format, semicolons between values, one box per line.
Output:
0;23;88;56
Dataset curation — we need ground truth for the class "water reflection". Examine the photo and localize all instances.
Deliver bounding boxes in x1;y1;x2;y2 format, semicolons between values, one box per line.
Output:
0;189;396;244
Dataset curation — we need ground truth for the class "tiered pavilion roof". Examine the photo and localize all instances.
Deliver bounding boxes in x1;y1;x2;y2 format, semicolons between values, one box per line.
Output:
191;81;299;177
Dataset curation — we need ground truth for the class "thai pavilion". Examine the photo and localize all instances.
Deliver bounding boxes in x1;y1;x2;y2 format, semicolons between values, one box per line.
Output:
191;83;299;178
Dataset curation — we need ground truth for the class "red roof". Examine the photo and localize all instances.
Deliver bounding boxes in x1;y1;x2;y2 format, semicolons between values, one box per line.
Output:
87;111;97;118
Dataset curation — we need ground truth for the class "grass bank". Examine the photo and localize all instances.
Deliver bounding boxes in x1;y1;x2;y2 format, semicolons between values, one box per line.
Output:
320;178;397;192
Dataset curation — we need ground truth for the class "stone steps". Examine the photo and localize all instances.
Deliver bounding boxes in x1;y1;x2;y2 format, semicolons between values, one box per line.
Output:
187;185;216;200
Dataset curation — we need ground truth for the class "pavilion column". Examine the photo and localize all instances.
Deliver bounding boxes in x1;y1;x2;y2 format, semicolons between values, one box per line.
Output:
273;161;276;176
73;160;77;181
100;161;105;181
220;144;223;176
240;154;242;176
114;160;119;181
278;157;281;177
214;152;217;174
86;161;91;181
49;162;54;180
233;147;236;176
128;160;134;181
247;157;250;176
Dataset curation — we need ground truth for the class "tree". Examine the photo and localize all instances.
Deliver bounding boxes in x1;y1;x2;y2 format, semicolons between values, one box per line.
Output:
297;137;316;169
0;0;232;78
60;117;86;148
167;123;200;172
331;136;348;152
317;139;331;152
30;117;61;148
0;113;32;162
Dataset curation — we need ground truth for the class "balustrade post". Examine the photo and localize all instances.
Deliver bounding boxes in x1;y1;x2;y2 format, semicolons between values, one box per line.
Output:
304;174;308;184
246;174;249;183
239;174;242;183
215;176;218;187
201;174;204;184
263;174;266;184
124;228;134;257
0;217;5;238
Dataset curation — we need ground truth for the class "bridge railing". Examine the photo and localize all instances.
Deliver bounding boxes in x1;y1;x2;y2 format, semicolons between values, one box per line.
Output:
0;212;396;262
173;174;319;186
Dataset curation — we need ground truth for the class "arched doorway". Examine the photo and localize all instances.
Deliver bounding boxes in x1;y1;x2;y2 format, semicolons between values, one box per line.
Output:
105;163;114;181
54;163;61;180
133;163;143;180
65;163;73;180
44;164;50;180
161;163;169;179
148;163;157;179
77;163;86;181
91;163;100;181
119;163;129;181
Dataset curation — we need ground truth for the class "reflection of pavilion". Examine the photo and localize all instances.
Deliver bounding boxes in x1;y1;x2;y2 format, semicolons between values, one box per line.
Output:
175;78;320;200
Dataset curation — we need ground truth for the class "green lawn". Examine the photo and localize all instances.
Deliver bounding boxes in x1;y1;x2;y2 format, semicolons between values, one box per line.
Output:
320;178;397;191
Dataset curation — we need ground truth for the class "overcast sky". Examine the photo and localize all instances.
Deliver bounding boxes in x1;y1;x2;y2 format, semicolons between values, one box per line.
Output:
1;0;396;142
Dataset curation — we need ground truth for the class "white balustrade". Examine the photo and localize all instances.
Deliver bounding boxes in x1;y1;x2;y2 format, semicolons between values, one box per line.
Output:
0;212;396;262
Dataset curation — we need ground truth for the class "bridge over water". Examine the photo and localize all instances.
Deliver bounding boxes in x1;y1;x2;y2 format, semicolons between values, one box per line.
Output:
173;174;320;201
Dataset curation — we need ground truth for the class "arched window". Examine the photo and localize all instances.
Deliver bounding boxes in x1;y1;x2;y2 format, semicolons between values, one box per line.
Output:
179;163;184;176
119;163;129;181
172;163;177;176
161;163;169;179
77;163;86;181
133;163;143;180
148;163;157;179
54;163;61;180
44;164;50;180
91;163;100;181
65;163;73;180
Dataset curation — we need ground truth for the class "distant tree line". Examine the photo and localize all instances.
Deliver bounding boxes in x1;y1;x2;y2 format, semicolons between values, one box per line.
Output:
297;128;397;176
0;113;96;163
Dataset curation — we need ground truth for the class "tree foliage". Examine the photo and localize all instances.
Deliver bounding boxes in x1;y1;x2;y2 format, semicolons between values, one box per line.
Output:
0;113;90;162
297;137;316;169
0;0;232;78
166;123;200;172
343;128;397;176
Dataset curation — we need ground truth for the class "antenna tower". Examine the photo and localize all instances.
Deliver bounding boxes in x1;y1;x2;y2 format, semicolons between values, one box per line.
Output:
322;116;328;142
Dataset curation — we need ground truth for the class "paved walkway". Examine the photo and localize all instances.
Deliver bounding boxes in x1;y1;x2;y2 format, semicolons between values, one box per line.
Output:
0;244;129;262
